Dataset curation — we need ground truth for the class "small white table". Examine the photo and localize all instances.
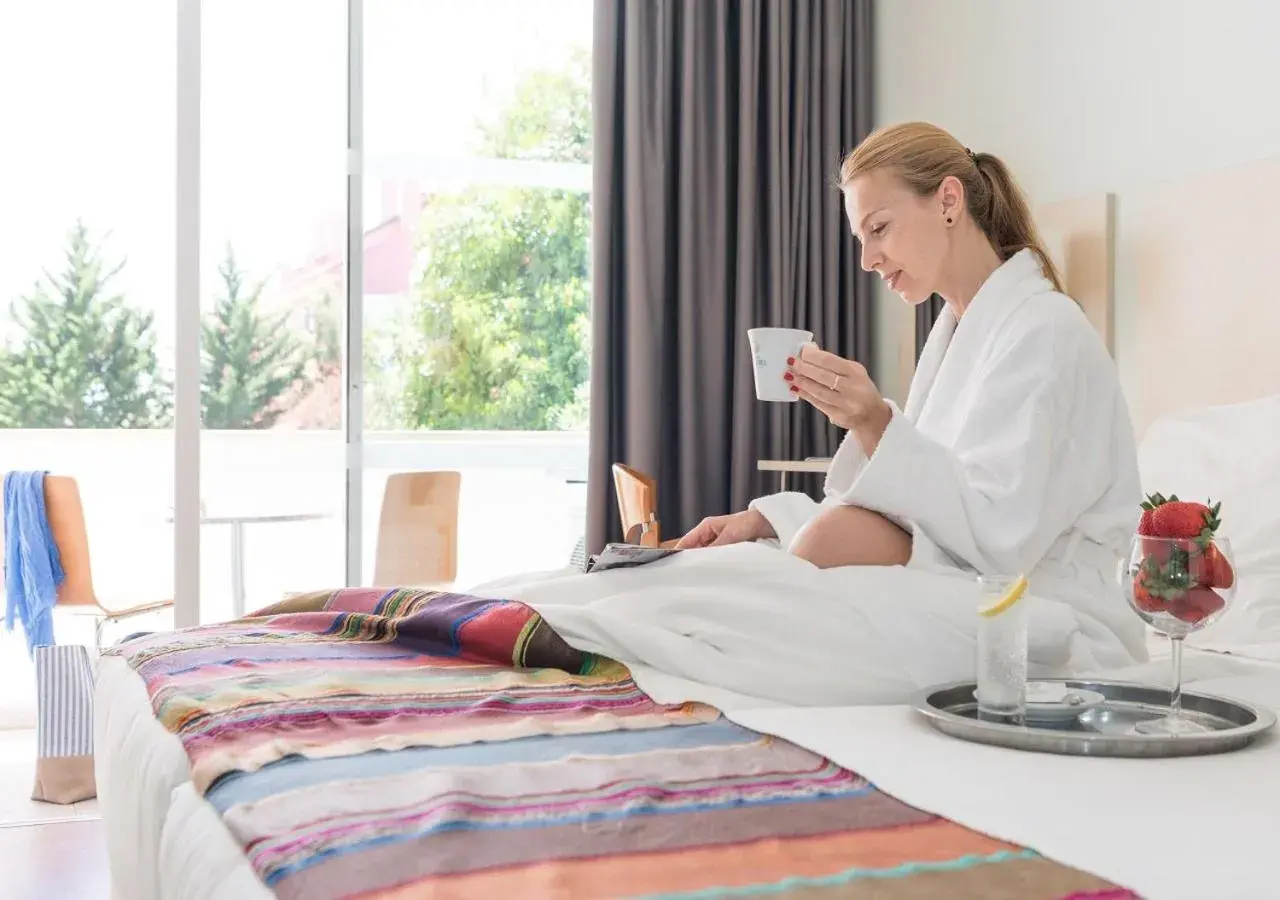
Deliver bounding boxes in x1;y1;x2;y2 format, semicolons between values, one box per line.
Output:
171;510;332;618
209;512;332;618
757;458;832;491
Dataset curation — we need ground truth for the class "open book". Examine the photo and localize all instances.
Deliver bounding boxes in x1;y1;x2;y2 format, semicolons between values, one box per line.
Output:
586;542;681;574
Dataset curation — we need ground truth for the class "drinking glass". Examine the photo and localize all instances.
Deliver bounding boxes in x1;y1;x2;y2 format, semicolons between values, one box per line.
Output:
975;574;1029;719
1120;534;1237;735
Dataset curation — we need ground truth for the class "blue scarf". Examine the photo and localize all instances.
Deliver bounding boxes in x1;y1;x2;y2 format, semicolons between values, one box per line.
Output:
3;471;63;655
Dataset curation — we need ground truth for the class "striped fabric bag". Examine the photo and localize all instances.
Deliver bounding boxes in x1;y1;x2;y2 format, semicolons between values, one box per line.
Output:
31;644;96;804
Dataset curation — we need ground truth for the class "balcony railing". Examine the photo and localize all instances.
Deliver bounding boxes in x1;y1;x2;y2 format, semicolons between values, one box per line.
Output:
2;426;589;631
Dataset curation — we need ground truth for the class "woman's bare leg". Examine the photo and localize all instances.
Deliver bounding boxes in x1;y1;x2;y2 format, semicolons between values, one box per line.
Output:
788;504;912;569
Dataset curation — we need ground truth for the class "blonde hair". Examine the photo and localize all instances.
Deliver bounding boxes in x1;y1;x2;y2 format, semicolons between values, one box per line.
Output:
840;122;1064;294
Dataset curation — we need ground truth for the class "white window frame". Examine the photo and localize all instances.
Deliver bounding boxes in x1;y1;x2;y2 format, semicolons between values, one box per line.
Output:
174;0;202;627
345;0;366;586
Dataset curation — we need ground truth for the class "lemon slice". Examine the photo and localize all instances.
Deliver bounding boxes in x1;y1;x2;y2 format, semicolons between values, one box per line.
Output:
978;574;1028;618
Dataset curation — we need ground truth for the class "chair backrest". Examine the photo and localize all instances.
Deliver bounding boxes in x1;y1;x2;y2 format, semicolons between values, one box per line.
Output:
372;471;461;586
611;463;660;546
41;475;98;607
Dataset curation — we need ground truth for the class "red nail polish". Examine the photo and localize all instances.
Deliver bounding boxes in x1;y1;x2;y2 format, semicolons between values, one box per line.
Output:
783;372;794;381
786;357;795;365
789;385;799;393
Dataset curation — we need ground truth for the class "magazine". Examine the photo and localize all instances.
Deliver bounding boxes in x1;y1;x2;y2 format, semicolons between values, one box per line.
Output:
585;542;681;574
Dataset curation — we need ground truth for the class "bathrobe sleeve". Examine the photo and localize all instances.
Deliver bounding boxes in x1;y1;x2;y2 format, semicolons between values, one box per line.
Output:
747;491;820;549
747;431;873;549
833;316;1083;576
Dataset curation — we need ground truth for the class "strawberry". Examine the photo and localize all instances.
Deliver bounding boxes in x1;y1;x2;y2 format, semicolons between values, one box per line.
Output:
1202;542;1235;590
1132;570;1167;613
1169;585;1226;625
1137;492;1171;537
1133;496;1231;623
1151;499;1220;544
1142;536;1173;567
1133;547;1195;614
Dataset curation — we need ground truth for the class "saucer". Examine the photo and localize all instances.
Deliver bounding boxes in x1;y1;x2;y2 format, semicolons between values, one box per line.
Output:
1023;681;1106;723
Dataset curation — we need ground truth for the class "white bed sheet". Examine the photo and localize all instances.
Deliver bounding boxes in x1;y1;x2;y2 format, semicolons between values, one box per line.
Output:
733;649;1280;900
96;647;1280;900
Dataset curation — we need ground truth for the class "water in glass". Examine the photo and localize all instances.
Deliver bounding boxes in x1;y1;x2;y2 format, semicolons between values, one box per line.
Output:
975;576;1029;718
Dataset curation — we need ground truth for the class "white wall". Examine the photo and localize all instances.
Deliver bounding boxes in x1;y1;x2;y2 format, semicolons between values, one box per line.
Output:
870;0;1280;403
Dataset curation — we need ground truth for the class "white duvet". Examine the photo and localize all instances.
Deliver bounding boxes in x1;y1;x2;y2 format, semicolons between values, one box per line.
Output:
474;542;1125;710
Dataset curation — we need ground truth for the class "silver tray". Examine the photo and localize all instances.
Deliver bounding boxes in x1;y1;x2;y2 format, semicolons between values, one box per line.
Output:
913;678;1277;758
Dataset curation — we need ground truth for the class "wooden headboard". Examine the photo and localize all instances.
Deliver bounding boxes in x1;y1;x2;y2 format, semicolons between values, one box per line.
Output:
1037;156;1280;437
1037;192;1115;355
1125;156;1280;434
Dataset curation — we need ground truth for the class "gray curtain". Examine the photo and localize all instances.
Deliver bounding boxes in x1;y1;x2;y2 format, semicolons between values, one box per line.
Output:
916;293;945;361
587;0;875;553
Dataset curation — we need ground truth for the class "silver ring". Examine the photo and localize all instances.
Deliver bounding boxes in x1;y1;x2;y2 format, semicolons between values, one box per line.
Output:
831;375;841;392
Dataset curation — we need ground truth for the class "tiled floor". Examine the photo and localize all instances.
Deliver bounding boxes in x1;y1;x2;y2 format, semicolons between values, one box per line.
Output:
0;729;109;899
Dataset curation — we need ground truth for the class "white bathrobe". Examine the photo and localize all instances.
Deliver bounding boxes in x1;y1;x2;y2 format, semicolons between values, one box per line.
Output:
475;249;1149;709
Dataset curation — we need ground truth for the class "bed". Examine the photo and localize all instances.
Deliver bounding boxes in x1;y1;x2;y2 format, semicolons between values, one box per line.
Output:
96;589;1150;900
91;606;1280;900
95;157;1280;900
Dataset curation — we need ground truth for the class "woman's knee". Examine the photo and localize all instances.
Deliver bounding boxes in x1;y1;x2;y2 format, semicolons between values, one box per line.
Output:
789;504;912;570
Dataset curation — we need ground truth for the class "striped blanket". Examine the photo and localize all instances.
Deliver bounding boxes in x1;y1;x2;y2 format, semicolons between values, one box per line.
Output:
108;588;1137;899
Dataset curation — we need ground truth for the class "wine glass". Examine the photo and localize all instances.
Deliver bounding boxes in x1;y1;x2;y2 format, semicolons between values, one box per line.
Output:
1120;534;1237;735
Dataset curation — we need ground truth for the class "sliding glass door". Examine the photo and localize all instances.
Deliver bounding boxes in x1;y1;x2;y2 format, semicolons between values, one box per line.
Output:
354;0;594;587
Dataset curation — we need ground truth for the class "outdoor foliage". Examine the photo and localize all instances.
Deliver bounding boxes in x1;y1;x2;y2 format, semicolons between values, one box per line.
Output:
0;224;316;430
0;221;171;428
201;247;307;429
378;48;592;431
4;50;591;434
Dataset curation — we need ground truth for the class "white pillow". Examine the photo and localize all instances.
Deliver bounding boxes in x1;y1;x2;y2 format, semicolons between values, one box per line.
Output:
1136;394;1280;655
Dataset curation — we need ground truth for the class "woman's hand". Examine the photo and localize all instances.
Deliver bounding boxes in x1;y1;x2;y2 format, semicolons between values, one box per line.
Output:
673;508;775;550
786;344;893;452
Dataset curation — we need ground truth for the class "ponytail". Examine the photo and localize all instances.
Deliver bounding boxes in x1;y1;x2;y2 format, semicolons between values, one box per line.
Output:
970;152;1065;294
840;122;1065;295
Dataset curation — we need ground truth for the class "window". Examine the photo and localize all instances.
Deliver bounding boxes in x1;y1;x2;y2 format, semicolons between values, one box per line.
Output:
0;1;594;678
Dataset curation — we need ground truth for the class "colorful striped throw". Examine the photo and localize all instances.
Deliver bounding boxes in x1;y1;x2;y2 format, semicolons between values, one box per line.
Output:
108;588;1138;899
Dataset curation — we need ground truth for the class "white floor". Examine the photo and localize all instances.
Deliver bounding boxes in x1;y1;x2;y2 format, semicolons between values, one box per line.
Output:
0;730;99;828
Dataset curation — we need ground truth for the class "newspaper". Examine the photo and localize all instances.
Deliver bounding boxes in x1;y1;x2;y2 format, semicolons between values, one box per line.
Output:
585;542;681;574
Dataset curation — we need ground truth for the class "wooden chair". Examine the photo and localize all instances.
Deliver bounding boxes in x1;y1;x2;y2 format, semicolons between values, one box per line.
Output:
41;475;174;650
372;471;461;588
611;463;678;548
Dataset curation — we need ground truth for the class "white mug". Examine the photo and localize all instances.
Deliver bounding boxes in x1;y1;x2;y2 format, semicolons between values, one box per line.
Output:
748;327;813;402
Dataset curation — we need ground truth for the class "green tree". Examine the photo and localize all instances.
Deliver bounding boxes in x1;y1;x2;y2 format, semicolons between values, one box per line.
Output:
201;247;307;429
0;221;170;428
476;49;590;164
384;49;591;430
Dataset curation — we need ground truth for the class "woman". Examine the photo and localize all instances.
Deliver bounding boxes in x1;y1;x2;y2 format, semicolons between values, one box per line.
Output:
479;122;1148;708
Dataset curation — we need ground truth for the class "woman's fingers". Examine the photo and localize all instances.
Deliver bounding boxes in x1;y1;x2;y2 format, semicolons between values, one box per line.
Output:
787;356;837;389
798;343;863;377
789;348;870;393
709;528;737;547
675;517;722;550
788;368;839;406
794;385;841;421
673;523;708;549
